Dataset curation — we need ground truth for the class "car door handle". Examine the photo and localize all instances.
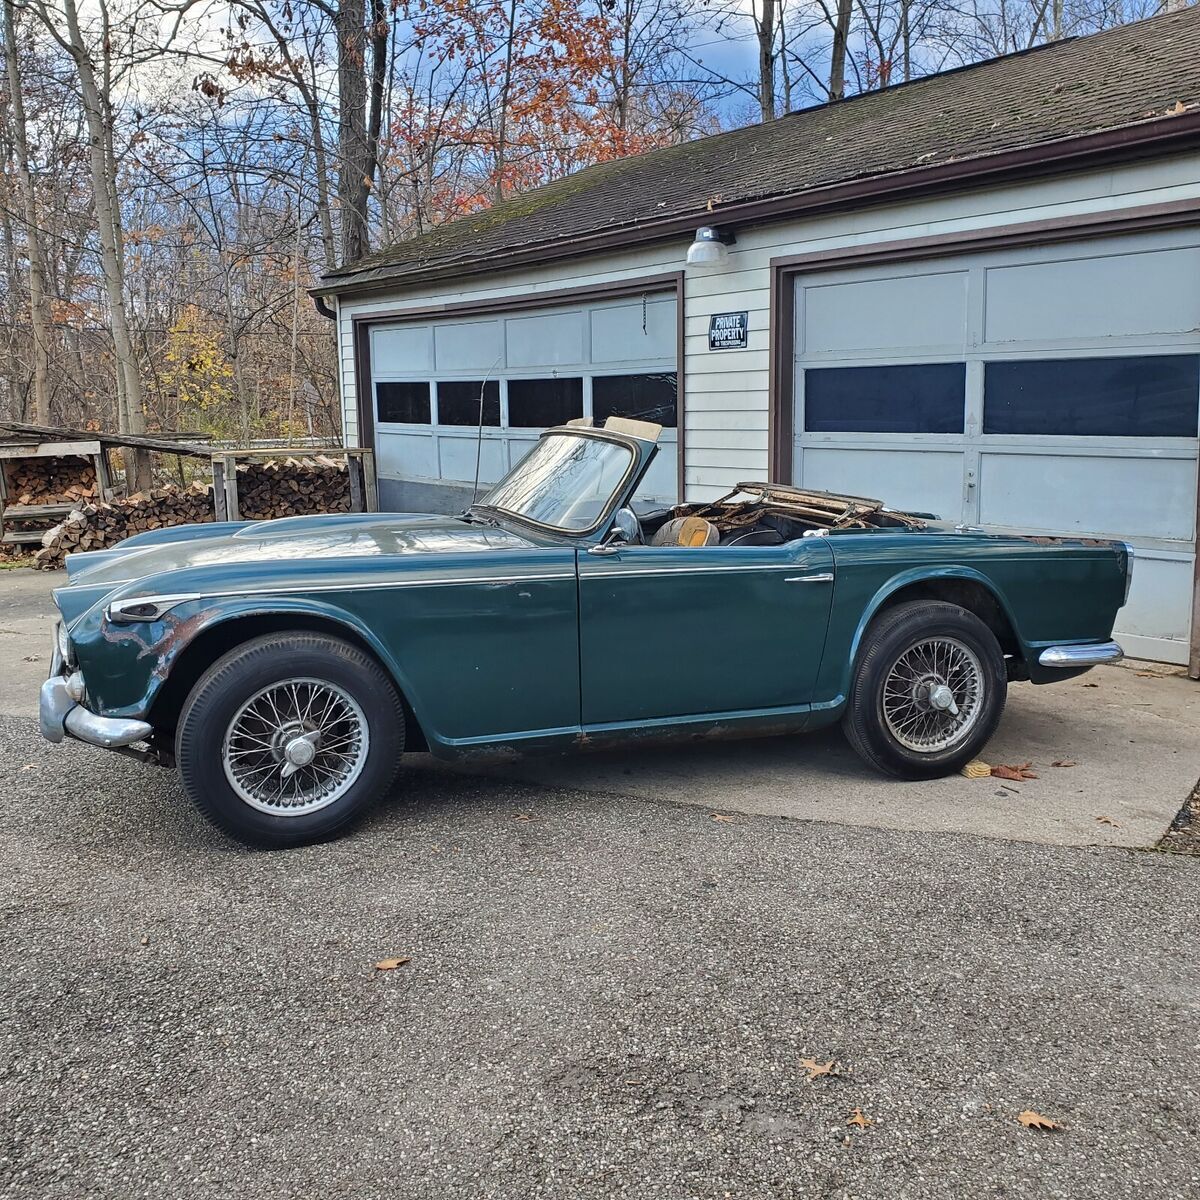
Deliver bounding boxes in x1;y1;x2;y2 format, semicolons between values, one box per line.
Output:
784;572;834;584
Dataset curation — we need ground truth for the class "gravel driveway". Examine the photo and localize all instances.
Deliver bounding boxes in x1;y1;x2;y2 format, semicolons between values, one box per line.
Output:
2;715;1198;1199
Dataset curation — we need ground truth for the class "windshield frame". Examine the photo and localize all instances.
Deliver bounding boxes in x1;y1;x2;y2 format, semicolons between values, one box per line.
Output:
469;428;645;538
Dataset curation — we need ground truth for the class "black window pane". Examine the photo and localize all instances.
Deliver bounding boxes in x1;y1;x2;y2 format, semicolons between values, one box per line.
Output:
592;373;678;428
437;380;500;426
507;377;583;427
804;363;965;433
984;356;1200;437
376;381;430;424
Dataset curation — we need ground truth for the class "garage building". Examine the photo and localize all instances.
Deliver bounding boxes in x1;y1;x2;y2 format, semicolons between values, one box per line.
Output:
315;9;1200;670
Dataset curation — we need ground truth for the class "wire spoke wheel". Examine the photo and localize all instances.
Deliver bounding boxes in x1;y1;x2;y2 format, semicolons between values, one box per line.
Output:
881;635;985;753
222;677;369;816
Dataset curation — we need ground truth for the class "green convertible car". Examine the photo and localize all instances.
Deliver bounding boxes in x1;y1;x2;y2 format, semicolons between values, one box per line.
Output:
40;418;1132;848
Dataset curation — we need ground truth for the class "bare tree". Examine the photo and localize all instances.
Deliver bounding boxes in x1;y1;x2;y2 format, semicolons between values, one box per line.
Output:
2;0;52;421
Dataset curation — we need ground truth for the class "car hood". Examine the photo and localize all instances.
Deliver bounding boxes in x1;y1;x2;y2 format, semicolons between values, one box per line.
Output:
53;512;545;625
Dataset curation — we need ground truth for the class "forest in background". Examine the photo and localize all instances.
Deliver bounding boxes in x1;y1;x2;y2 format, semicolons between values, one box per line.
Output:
0;0;1177;446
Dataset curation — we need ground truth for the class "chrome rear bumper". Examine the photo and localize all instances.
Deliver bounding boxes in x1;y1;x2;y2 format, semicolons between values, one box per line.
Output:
1038;641;1124;668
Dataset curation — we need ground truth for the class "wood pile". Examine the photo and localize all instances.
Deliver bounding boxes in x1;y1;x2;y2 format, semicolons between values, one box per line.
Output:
33;460;352;569
3;456;97;504
237;458;351;520
34;483;213;568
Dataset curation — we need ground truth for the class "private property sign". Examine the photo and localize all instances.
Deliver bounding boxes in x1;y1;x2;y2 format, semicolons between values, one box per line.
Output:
708;312;748;350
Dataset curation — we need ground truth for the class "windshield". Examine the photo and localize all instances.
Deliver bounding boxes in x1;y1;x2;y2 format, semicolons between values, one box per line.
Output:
476;432;635;532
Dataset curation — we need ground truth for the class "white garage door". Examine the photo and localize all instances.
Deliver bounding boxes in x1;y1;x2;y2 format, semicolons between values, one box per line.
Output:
792;230;1200;664
369;291;679;513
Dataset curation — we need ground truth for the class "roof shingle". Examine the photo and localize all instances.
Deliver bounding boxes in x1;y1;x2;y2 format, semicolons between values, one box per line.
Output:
323;9;1200;293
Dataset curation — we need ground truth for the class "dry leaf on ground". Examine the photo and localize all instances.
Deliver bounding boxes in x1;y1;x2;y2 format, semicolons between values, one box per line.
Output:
374;957;411;971
1082;682;1099;688
513;812;533;822
1051;760;1077;768
847;1107;873;1128
711;813;735;823
1017;1110;1063;1130
992;762;1038;781
1095;815;1121;827
800;1057;839;1080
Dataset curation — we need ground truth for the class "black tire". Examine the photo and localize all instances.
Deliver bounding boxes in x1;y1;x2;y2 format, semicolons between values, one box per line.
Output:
176;632;404;848
843;600;1006;779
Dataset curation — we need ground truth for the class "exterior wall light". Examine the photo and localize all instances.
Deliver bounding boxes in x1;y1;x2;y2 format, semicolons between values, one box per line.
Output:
686;226;736;267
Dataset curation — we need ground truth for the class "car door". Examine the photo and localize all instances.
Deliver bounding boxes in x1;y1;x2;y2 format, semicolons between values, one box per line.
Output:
576;537;836;726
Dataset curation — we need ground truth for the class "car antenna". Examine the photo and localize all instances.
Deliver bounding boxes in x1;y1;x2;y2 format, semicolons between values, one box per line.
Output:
472;354;503;504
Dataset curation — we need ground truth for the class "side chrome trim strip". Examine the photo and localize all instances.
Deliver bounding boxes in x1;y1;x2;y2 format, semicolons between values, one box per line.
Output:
1038;641;1124;668
581;563;818;580
105;573;579;621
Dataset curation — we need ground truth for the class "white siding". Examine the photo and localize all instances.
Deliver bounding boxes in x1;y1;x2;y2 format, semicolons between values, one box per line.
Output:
338;151;1200;500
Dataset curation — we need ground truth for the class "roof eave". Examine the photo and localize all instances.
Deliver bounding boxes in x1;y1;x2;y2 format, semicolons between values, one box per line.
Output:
313;109;1200;300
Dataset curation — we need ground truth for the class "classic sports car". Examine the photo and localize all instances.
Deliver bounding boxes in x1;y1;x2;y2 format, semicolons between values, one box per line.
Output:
40;418;1132;848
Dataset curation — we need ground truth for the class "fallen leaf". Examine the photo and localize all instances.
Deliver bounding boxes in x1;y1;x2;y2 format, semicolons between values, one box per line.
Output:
374;957;411;971
1136;671;1158;678
1082;682;1099;688
513;813;533;822
800;1057;839;1080
1095;815;1121;827
992;762;1038;781
20;764;35;771
1165;100;1188;116
847;1107;873;1128
1018;1109;1062;1130
1051;760;1077;768
711;813;734;823
139;934;150;946
961;760;992;779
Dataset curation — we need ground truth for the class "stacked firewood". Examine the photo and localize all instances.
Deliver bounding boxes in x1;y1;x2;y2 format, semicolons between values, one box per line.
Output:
32;460;352;569
237;458;351;520
33;483;214;568
3;456;97;505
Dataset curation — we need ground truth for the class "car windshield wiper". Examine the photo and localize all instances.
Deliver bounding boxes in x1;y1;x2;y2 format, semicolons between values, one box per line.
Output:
461;505;501;527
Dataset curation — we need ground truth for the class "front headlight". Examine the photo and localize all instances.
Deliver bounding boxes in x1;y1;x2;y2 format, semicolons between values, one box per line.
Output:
56;621;74;668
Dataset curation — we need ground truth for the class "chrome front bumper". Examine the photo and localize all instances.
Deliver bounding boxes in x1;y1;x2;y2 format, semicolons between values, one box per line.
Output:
39;633;153;750
1038;641;1125;668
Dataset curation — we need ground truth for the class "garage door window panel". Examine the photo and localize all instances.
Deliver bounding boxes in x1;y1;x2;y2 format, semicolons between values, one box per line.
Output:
507;377;583;427
592;373;678;428
437;380;501;427
804;363;966;433
983;356;1200;437
377;381;431;424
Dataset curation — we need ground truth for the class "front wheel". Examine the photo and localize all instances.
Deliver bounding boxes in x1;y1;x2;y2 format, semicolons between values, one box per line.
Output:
176;632;405;848
843;600;1007;779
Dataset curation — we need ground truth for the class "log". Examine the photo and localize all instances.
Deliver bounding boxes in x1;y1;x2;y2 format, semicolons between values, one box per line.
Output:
33;460;353;570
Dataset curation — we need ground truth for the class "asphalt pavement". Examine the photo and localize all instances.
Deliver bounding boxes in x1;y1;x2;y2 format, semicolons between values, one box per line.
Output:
2;714;1198;1199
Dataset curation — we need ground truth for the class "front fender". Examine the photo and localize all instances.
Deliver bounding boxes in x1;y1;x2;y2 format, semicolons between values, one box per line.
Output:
71;595;427;732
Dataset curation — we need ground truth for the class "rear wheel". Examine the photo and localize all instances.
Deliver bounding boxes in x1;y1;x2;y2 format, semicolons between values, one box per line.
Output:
843;600;1006;779
176;632;404;848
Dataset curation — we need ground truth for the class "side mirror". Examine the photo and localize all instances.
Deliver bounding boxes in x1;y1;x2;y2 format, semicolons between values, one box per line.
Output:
611;507;641;546
588;507;640;556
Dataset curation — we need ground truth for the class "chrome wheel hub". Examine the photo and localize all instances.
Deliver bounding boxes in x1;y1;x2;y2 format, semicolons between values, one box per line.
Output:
222;679;369;816
882;636;984;753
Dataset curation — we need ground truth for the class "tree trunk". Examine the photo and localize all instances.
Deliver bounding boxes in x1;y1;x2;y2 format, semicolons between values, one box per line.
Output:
494;0;519;199
3;0;52;424
57;0;152;487
334;0;387;266
756;0;776;122
829;0;853;101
